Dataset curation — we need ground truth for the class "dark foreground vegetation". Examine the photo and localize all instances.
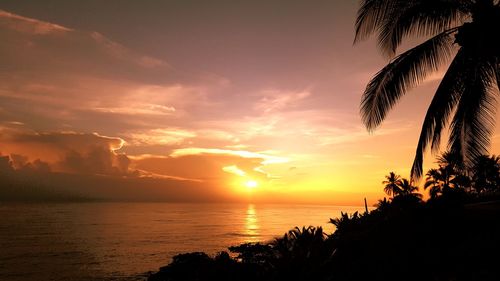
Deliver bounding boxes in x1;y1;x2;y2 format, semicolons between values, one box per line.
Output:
148;153;500;281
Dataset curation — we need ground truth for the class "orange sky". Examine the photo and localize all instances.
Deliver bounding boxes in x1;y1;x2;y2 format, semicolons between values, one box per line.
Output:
1;1;499;205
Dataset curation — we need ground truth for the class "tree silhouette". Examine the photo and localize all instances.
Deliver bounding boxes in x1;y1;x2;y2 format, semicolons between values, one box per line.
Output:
436;151;466;174
272;226;328;262
471;154;500;192
355;0;500;181
375;197;391;211
382;172;402;197
423;152;478;198
398;178;420;196
424;167;449;199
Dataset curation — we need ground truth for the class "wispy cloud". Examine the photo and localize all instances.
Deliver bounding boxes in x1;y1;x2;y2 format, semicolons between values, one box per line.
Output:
89;31;169;68
127;128;196;146
92;104;176;116
0;9;71;34
254;89;311;113
170;148;289;165
0;11;214;137
222;165;247;176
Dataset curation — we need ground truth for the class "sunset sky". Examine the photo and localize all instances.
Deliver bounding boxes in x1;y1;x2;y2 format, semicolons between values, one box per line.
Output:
1;0;500;205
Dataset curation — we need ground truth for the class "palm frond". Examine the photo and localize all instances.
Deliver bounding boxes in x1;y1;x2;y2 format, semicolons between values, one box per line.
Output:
354;0;399;43
354;0;472;49
360;30;455;131
378;1;467;56
410;49;470;180
448;58;497;168
424;168;440;189
429;185;441;199
495;61;500;90
423;180;435;189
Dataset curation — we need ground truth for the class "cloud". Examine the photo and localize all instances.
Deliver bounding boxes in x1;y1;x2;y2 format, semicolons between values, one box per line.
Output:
130;153;248;181
0;10;171;81
0;154;228;202
92;104;176;116
222;165;247;177
129;147;287;184
0;9;71;34
254;89;311;113
0;10;214;137
1;153;51;173
0;129;240;202
0;125;291;188
0;127;129;175
89;31;169;68
126;128;197;146
170;147;289;165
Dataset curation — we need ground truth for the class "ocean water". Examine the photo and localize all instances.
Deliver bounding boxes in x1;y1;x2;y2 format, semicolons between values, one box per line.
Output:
0;202;365;281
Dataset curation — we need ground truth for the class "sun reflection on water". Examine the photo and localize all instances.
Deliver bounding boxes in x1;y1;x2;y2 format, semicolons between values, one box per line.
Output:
245;204;260;242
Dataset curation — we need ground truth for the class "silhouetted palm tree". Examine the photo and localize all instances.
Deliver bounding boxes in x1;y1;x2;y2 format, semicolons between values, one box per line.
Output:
423;151;476;198
375;197;391;211
271;226;331;279
424;168;448;199
452;173;473;191
273;226;327;256
399;178;420;196
437;151;466;174
471;154;500;192
329;212;362;234
356;0;500;181
382;172;402;197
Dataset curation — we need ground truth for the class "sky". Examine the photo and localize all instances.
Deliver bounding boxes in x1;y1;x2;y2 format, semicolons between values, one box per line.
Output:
1;0;499;205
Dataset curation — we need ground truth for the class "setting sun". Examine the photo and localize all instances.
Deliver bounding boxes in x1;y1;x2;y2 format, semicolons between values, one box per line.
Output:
245;180;259;189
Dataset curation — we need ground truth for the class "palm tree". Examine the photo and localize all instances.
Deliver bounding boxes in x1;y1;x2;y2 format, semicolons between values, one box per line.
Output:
471;154;500;192
437;151;466;174
424;168;447;199
382;172;402;197
375;197;391;211
452;173;473;191
356;0;500;181
424;165;463;199
329;212;362;234
271;226;331;274
399;178;420;196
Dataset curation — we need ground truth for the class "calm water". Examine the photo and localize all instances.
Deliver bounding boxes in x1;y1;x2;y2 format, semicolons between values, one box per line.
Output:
0;202;364;281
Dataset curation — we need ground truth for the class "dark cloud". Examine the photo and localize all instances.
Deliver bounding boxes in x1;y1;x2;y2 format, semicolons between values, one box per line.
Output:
0;128;129;175
0;153;231;202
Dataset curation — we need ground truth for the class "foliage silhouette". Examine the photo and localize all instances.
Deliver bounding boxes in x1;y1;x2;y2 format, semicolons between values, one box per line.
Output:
356;0;500;181
422;152;500;199
382;171;402;197
382;172;421;199
398;178;420;196
472;154;500;192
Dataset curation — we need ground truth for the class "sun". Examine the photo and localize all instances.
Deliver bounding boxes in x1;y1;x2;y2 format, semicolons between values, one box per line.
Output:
245;180;259;189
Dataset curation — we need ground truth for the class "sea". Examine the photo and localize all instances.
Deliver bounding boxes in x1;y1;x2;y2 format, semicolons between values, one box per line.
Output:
0;202;365;281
